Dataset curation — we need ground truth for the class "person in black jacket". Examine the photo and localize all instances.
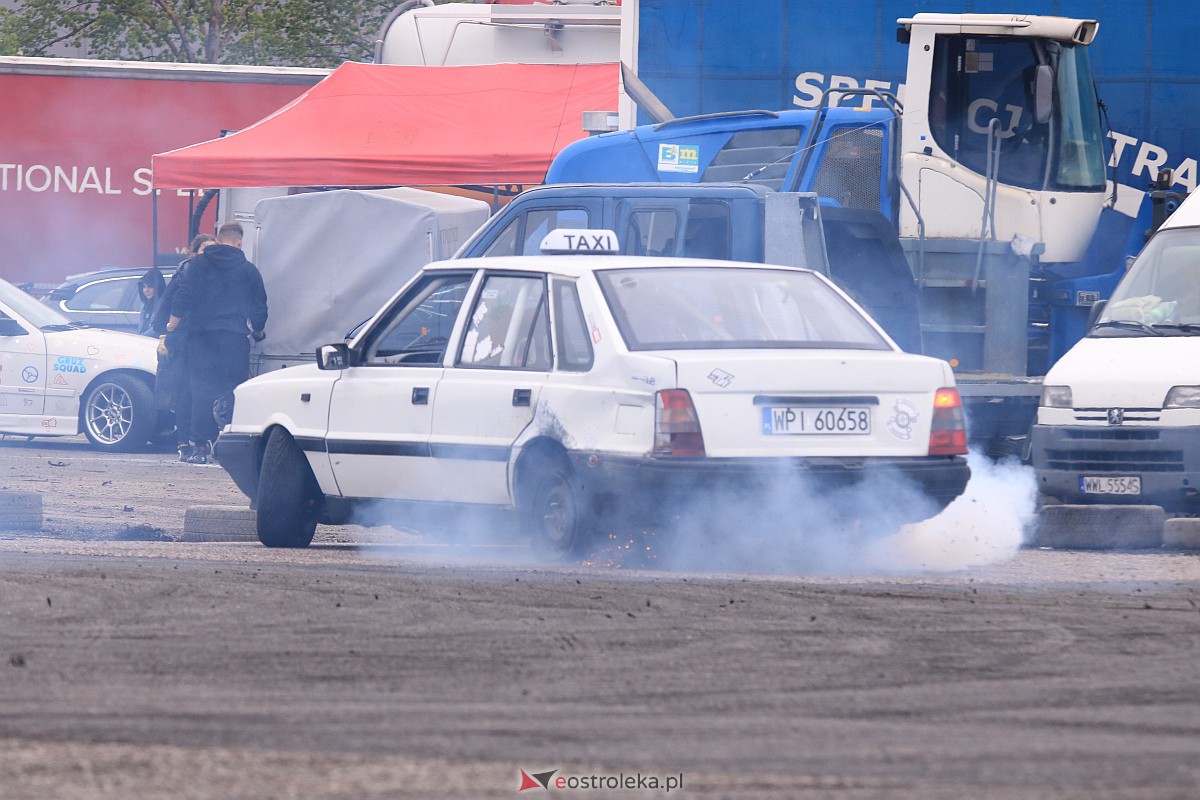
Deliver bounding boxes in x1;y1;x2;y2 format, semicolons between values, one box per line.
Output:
136;267;167;336
153;233;215;460
167;222;268;464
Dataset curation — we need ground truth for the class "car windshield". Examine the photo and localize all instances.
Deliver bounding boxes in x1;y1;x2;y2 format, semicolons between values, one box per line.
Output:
596;265;891;351
0;277;74;329
1094;229;1200;336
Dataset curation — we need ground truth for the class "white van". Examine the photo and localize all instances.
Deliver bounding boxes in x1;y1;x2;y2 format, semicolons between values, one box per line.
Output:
1030;190;1200;509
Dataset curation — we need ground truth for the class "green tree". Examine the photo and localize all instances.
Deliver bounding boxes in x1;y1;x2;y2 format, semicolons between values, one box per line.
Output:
0;0;471;67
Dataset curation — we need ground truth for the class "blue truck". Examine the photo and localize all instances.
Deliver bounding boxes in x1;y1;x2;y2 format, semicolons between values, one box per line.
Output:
458;12;1145;453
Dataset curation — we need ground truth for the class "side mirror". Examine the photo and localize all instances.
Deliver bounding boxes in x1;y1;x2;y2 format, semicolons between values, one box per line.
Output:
1086;299;1107;329
1034;64;1054;125
317;343;350;371
0;316;28;337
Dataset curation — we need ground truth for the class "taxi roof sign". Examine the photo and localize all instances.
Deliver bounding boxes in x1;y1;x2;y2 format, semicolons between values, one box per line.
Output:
539;228;620;255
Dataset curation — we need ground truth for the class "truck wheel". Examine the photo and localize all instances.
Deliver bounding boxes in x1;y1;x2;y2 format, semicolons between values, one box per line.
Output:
82;374;156;452
1033;504;1165;550
256;428;320;548
525;458;591;560
0;491;42;530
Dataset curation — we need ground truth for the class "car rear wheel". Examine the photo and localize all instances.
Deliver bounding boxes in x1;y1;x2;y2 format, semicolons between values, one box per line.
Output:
82;374;156;452
256;428;321;548
526;459;591;560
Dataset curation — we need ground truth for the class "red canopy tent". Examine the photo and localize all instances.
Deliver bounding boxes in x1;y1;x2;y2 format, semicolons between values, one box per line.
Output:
151;61;618;189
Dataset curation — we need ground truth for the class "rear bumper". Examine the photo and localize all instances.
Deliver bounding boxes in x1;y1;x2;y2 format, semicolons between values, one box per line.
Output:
569;453;970;525
1031;423;1200;509
214;431;261;501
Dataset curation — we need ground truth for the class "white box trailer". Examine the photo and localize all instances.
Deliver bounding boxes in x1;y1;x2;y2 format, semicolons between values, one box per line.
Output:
250;187;490;374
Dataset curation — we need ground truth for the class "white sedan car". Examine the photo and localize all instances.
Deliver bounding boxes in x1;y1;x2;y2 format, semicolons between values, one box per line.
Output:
0;277;160;451
217;236;970;555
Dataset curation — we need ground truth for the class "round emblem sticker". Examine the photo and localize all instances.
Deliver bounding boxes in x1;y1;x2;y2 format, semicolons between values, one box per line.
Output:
887;399;919;440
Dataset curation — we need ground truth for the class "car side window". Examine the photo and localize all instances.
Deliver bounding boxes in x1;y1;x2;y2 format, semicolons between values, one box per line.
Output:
458;274;551;370
553;280;593;371
364;274;472;365
67;278;133;311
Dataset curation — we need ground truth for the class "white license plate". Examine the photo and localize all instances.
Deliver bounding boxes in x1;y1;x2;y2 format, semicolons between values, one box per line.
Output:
762;406;871;435
1079;476;1141;495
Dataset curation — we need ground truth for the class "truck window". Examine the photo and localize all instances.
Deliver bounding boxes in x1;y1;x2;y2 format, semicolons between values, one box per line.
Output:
625;208;680;256
928;34;1047;190
483;208;590;257
682;201;732;260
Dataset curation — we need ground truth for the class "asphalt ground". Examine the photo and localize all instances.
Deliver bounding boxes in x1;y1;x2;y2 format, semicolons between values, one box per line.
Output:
0;435;1198;800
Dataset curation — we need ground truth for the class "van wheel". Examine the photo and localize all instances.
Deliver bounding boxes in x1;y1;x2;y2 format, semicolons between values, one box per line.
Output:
82;374;156;452
256;428;321;548
526;459;591;560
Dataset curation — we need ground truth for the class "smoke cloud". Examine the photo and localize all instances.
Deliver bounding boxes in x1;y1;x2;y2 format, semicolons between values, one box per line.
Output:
354;451;1035;577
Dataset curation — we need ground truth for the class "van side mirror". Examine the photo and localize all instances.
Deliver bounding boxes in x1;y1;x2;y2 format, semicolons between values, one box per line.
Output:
317;343;350;370
1086;299;1107;329
1034;65;1054;125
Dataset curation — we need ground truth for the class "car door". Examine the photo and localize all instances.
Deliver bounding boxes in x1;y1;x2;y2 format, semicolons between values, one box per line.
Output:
325;272;474;501
429;272;552;505
0;305;47;422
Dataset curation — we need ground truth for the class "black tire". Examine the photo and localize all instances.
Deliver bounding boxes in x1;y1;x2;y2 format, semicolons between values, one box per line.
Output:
525;458;591;560
0;490;42;530
81;373;156;452
256;428;321;548
181;505;257;541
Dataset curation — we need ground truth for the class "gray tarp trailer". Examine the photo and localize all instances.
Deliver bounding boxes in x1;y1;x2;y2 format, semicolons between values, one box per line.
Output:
250;187;490;375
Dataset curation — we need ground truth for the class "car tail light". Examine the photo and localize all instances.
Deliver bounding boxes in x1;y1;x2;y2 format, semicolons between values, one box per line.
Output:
928;387;968;456
653;389;706;457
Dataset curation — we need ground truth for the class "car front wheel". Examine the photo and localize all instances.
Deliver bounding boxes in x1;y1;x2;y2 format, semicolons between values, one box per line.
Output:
82;374;156;452
256;427;321;548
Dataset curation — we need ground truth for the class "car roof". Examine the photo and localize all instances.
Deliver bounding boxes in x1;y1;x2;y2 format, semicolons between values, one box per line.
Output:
425;255;815;280
59;266;176;285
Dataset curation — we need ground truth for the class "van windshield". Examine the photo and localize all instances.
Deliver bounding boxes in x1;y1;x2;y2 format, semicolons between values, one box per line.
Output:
1093;229;1200;336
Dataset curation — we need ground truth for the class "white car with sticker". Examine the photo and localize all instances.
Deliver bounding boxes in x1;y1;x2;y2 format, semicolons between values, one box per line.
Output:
217;232;970;556
0;277;160;451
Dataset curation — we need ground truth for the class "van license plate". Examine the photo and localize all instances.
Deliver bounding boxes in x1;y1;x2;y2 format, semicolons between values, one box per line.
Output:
762;407;870;435
1079;476;1141;495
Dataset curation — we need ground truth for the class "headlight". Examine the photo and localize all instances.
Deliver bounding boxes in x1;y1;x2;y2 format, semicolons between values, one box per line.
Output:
1040;385;1072;408
1165;385;1200;408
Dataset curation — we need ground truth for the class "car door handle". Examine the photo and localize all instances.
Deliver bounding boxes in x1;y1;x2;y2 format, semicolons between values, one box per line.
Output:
412;387;429;405
512;388;531;407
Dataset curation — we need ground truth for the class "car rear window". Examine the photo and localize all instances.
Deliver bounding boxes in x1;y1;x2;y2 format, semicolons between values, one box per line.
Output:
596;266;891;351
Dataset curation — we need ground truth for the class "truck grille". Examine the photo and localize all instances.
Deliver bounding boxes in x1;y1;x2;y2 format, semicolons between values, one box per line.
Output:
1072;407;1161;423
1044;448;1185;472
1063;428;1159;441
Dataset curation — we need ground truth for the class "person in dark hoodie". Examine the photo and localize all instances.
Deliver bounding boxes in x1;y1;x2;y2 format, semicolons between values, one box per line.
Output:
153;233;216;461
136;267;167;336
167;222;267;464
